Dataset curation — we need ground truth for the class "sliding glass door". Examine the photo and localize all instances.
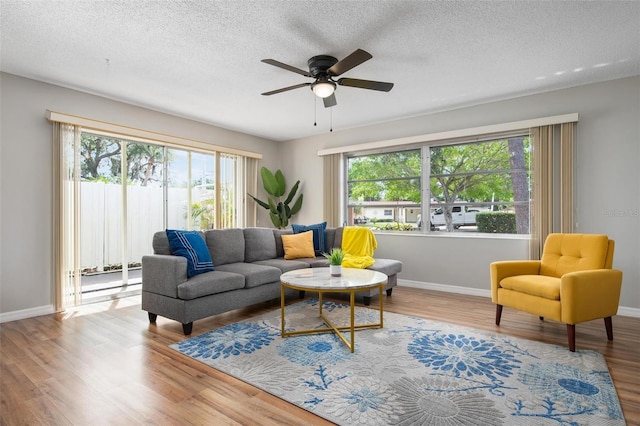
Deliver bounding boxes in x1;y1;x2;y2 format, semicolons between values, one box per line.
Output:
76;134;166;301
52;115;259;310
58;127;252;306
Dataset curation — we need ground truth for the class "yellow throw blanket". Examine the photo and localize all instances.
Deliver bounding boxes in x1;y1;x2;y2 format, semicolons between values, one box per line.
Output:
341;226;377;269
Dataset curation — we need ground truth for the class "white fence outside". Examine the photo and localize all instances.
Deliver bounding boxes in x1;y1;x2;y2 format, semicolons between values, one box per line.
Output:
80;181;207;271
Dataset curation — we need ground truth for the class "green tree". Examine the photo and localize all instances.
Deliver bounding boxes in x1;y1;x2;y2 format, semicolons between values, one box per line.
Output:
80;134;121;181
430;139;524;231
81;136;169;186
127;144;164;186
348;151;421;203
508;137;530;234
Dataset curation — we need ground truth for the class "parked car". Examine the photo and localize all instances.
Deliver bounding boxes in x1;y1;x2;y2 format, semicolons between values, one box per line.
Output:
430;205;482;229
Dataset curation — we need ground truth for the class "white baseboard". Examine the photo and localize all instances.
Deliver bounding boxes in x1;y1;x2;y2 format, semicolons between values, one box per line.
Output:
397;279;640;318
617;306;640;318
0;304;56;323
398;279;491;298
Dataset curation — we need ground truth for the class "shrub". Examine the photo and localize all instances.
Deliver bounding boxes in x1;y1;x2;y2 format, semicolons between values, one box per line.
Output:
373;223;415;231
477;212;517;234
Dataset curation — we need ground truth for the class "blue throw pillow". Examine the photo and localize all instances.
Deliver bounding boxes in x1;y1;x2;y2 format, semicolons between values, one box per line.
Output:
166;229;214;277
292;222;327;255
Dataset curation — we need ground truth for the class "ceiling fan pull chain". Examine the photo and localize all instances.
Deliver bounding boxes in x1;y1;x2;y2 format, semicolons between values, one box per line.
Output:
313;96;317;126
330;108;333;132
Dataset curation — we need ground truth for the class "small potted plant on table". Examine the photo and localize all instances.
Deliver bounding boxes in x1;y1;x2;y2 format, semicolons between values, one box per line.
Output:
323;248;345;277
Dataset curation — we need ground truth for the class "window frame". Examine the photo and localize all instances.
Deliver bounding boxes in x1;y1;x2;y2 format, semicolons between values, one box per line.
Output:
345;148;422;227
343;131;532;235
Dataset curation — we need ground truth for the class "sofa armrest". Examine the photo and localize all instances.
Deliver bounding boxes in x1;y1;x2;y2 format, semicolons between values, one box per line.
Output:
490;260;541;301
142;254;188;298
560;269;623;324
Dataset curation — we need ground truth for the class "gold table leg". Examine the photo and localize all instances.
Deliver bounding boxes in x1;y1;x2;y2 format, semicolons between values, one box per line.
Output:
281;282;386;353
280;284;285;337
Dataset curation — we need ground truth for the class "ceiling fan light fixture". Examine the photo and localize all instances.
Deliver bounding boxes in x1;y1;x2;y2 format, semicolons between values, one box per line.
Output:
311;81;336;98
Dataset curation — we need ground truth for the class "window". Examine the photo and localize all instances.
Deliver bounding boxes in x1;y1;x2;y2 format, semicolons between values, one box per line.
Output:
347;150;421;231
345;134;531;234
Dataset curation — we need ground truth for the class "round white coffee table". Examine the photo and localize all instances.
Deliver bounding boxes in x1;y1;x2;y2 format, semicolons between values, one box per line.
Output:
280;267;387;353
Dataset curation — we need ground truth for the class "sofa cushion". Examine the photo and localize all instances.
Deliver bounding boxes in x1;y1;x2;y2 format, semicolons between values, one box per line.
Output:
254;258;311;273
500;275;561;300
282;231;316;259
205;228;245;265
367;258;403;277
307;258;331;268
292;222;327;254
166;229;214;277
243;228;277;262
273;229;293;258
325;227;338;250
215;262;281;288
177;270;245;300
152;231;172;255
328;227;343;250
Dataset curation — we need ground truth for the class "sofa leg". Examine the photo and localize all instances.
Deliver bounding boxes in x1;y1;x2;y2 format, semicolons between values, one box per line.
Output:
604;316;614;341
299;290;306;299
539;316;544;321
495;305;503;325
182;322;193;335
386;288;393;296
567;324;576;352
148;312;157;323
363;296;372;306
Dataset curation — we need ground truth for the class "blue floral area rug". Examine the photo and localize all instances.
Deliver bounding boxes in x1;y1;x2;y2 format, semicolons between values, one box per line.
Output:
170;299;624;425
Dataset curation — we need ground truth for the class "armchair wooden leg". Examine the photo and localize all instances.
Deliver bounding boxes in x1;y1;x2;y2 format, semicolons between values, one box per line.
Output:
567;324;576;352
604;316;614;341
495;305;503;325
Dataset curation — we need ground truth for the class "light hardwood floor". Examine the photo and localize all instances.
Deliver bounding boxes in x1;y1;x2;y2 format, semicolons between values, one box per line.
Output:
1;286;639;425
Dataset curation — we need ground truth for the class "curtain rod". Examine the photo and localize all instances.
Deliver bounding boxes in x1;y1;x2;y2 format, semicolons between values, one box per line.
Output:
317;113;578;156
46;110;263;159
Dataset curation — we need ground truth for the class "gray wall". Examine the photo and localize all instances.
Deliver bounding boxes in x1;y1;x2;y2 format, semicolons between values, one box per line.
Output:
1;73;638;318
0;72;280;317
281;76;640;313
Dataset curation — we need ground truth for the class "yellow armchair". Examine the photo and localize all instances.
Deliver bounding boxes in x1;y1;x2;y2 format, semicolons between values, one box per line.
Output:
491;233;623;351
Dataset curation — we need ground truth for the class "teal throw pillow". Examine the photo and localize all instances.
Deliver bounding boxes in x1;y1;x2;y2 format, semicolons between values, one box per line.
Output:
292;222;327;255
166;229;214;277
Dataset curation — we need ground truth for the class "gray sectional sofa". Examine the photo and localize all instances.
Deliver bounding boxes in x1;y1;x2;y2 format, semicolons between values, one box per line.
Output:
142;227;402;334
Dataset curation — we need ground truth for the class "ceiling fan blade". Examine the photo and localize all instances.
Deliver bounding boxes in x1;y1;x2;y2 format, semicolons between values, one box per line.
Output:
337;78;394;92
323;93;337;108
261;82;311;96
327;49;372;76
261;59;312;77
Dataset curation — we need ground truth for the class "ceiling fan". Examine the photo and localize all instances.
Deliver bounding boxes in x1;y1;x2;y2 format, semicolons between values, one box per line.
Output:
261;48;394;108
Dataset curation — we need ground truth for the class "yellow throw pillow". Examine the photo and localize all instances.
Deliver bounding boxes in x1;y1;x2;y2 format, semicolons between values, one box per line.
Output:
282;230;315;260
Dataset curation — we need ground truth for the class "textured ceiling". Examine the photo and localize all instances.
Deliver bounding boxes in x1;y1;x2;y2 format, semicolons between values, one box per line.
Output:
1;1;639;141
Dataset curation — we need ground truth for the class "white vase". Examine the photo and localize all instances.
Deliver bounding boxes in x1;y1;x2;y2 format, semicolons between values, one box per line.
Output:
330;264;342;277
